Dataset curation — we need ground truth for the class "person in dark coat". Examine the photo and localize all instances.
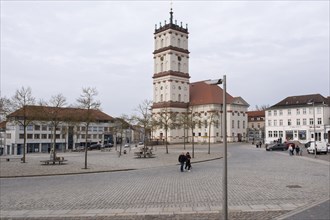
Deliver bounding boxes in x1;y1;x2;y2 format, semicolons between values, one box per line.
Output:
178;152;187;172
185;152;191;171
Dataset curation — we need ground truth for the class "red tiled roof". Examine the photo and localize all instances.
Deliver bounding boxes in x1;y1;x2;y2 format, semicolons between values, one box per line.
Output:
189;81;234;106
7;105;114;122
247;111;265;118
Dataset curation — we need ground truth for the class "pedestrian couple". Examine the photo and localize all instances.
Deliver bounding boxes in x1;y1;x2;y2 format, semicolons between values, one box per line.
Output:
178;152;191;172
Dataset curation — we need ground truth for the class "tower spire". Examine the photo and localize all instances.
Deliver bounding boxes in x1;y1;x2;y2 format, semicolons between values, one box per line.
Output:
170;7;173;24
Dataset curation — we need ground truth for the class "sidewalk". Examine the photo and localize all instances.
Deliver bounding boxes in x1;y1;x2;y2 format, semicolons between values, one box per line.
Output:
0;144;222;178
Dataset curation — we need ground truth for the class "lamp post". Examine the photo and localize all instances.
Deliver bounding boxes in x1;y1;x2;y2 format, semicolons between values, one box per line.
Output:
307;101;317;158
205;75;228;220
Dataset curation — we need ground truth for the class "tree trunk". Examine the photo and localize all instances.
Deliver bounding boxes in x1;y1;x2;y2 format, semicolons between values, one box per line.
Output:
22;125;27;163
84;129;88;169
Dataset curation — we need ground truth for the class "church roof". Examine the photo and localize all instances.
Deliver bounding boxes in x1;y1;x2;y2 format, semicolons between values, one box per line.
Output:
189;81;235;106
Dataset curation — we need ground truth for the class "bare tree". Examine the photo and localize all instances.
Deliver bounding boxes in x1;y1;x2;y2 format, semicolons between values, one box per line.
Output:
178;110;190;150
115;115;130;157
186;106;198;158
76;87;101;169
255;105;269;111
0;96;13;121
47;94;67;162
133;100;152;157
11;87;35;163
206;111;220;154
155;108;178;154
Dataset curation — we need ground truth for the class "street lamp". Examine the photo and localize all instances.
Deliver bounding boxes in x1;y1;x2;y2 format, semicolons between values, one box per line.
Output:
205;75;228;220
307;101;317;158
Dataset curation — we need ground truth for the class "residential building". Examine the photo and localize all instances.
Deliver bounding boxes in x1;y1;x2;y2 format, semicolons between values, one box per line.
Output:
265;94;330;144
151;9;249;143
247;110;265;143
3;106;116;155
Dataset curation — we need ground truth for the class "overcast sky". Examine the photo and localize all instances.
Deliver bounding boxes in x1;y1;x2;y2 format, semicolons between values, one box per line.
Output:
1;0;329;117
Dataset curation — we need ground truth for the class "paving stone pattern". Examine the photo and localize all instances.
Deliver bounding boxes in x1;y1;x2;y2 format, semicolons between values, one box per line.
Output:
0;143;329;219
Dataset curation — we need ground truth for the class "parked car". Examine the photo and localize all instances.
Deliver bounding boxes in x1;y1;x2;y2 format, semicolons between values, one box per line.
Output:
103;143;113;148
307;141;328;154
266;143;288;151
304;141;312;148
138;141;144;145
75;146;85;152
88;144;101;150
124;143;130;148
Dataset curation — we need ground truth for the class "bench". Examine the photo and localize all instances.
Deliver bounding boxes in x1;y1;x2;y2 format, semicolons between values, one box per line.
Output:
40;157;67;165
134;148;153;158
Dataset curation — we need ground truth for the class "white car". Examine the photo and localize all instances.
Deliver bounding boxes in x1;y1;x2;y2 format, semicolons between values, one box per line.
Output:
307;141;328;154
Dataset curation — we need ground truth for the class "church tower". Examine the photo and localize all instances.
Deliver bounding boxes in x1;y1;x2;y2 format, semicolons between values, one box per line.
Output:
152;8;190;142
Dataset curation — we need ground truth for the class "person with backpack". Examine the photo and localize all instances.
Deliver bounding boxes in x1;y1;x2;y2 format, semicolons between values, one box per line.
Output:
185;152;191;172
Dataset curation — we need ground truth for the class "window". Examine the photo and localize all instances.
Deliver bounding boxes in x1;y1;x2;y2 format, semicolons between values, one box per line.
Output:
160;94;163;102
27;134;33;139
232;120;234;129
257;123;260;128
178;62;181;72
296;119;300;125
268;131;273;138
279;119;283;126
34;125;40;130
279;110;283;116
204;132;208;137
34;134;40;139
42;125;47;131
279;131;283;137
296;109;300;115
48;134;53;139
237;121;240;129
268;120;271;126
274;131;278;137
317;118;322;125
303;108;306;114
42;134;47;139
178;94;181;102
303;118;307;125
198;120;201;128
317;107;321;114
298;130;306;140
251;123;254;128
216;120;219;128
309;118;314;125
204;120;207;128
274;120;277;126
288;109;291;115
268;111;272;116
243;121;245;129
274;110;277;116
55;134;60;139
19;134;24;139
288;119;291;126
198;132;201;136
177;38;181;47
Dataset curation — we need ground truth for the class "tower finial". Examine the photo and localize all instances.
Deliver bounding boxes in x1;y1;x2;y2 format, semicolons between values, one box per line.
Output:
170;5;173;24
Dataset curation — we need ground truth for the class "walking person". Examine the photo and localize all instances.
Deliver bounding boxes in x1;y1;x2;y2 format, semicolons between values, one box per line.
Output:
295;145;300;155
178;152;187;172
288;145;293;156
185;152;191;172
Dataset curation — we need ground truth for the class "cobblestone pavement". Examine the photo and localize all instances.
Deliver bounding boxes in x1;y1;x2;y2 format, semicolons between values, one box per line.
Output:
0;144;222;177
0;143;329;219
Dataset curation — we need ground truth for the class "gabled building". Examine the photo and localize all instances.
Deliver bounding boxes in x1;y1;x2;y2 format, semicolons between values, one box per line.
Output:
247;110;265;143
151;9;249;143
265;94;330;144
4;105;115;155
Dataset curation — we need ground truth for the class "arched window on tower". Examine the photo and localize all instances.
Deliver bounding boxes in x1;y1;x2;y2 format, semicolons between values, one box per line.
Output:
160;94;163;102
161;63;164;72
178;94;181;102
177;38;181;47
161;39;164;48
178;62;181;72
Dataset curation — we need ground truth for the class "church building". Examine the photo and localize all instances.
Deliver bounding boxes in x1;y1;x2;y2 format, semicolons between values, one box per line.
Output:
151;9;249;144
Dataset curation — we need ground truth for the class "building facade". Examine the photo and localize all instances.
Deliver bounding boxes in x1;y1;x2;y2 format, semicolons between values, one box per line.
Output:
151;10;249;144
265;94;330;144
247;110;265;143
3;106;116;155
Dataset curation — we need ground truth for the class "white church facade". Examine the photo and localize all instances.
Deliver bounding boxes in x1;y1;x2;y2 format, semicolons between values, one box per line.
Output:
151;9;249;144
